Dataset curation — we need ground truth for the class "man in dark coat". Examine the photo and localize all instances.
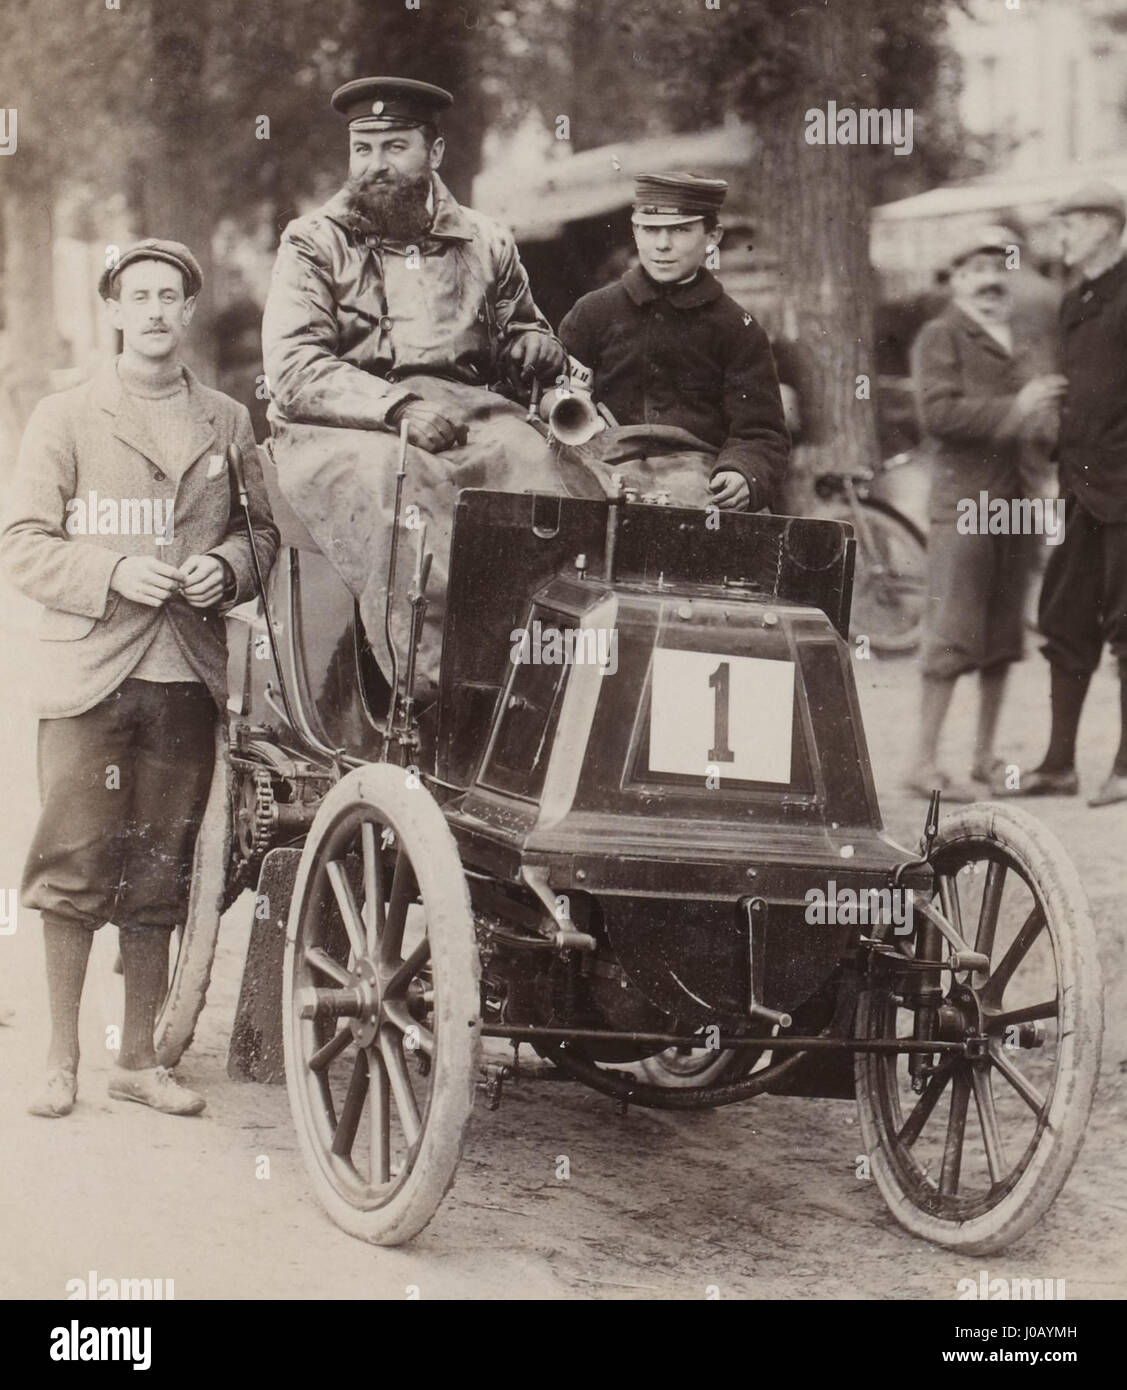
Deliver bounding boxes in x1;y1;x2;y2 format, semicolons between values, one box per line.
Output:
0;240;278;1117
262;78;601;700
910;227;1065;799
1018;182;1127;806
558;173;789;512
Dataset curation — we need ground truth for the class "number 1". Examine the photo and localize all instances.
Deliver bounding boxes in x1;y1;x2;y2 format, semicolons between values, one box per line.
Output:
709;661;734;763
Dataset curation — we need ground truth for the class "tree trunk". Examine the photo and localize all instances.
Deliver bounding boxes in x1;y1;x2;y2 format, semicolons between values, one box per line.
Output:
1;168;60;435
133;8;218;381
345;3;486;204
755;0;880;513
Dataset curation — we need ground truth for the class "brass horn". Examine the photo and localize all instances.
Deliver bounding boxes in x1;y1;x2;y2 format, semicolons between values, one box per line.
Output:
541;387;604;446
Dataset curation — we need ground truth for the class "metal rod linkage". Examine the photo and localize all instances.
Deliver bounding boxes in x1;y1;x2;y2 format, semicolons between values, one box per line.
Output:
382;419;411;755
480;1024;967;1054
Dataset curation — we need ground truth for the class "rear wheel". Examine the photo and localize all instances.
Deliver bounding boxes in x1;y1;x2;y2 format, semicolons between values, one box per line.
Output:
283;764;480;1245
855;803;1102;1252
154;726;232;1067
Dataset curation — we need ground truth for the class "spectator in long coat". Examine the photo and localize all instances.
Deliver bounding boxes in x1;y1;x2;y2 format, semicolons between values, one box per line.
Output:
909;227;1065;799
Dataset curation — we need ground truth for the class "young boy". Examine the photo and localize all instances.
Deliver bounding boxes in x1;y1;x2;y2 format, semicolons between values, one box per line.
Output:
558;172;789;511
0;239;278;1117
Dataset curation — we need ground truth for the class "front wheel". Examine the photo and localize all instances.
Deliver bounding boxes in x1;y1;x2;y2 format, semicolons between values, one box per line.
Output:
283;764;480;1245
855;802;1102;1253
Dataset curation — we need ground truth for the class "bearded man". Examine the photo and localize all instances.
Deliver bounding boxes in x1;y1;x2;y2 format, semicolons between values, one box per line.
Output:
262;78;600;700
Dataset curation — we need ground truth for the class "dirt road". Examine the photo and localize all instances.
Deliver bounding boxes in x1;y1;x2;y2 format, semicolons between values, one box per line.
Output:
1;590;1124;1301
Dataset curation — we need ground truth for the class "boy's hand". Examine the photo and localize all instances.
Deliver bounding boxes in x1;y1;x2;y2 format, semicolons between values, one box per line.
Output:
709;471;751;511
109;556;185;608
180;554;229;608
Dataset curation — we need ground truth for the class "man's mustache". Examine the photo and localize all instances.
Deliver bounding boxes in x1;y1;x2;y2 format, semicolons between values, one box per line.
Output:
351;171;398;190
345;170;429;205
348;168;422;193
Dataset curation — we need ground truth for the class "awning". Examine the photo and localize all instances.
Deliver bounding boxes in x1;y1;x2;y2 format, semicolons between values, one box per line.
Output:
476;124;755;240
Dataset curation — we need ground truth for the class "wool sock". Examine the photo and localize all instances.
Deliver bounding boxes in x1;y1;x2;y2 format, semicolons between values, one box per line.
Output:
42;914;94;1070
1038;666;1091;773
117;924;175;1070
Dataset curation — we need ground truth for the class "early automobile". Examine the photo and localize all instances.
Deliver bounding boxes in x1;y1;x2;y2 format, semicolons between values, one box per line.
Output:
158;434;1102;1254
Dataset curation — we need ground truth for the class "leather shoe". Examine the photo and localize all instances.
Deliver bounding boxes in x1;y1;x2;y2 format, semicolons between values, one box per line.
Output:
28;1065;77;1118
1088;772;1127;808
1010;768;1079;797
108;1065;205;1116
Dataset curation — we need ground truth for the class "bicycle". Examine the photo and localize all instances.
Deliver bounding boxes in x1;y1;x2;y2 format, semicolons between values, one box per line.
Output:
813;451;927;655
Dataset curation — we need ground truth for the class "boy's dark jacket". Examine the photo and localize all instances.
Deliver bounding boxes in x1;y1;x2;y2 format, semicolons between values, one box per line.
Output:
559;266;790;510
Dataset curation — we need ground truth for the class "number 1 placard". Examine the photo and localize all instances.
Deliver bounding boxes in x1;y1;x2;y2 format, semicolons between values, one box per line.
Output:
649;648;795;784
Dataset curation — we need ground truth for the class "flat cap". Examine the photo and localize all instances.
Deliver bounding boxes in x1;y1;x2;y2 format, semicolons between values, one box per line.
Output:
948;223;1016;270
632;172;728;226
1051;180;1126;223
331;77;453;132
98;238;203;300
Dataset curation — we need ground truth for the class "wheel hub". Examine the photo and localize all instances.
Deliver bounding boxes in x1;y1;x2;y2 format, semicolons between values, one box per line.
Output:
935;981;984;1044
348;957;382;1048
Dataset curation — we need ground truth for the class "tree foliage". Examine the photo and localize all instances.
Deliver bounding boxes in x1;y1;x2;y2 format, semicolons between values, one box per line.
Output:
480;0;962;202
0;0;486;227
0;0;486;386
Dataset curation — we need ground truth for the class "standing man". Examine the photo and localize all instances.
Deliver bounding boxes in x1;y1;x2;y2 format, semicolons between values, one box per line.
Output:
558;172;789;511
1019;183;1127;806
908;228;1065;799
263;78;600;699
0;240;278;1117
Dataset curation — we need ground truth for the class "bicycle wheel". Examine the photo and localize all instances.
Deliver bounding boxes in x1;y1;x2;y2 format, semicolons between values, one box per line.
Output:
826;497;927;655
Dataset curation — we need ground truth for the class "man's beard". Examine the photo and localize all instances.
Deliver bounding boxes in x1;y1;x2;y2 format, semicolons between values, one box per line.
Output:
345;169;434;241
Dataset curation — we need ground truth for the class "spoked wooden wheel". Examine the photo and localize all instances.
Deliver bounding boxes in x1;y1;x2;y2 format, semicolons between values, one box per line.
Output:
283;765;480;1245
856;803;1102;1253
